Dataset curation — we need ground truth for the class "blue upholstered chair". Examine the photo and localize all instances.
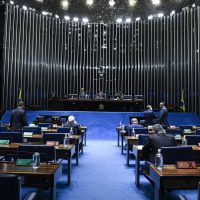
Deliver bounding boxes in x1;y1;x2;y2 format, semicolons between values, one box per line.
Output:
18;144;56;162
57;127;77;134
161;146;192;164
186;135;200;145
23;126;42;134
196;129;200;135
134;128;148;135
0;174;37;200
0;126;8;132
43;133;65;144
0;132;23;143
60;118;67;124
37;123;52;129
138;135;149;145
166;129;183;136
179;125;193;130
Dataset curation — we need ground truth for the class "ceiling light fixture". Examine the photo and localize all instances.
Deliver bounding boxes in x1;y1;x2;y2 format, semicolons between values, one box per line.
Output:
86;0;94;6
36;0;43;2
55;15;59;18
64;15;70;20
152;0;160;6
42;11;48;15
192;4;196;8
82;18;89;23
61;0;69;10
129;0;137;7
157;13;164;18
125;18;131;23
148;15;153;20
116;18;122;23
109;0;115;7
136;17;140;21
170;10;175;16
22;5;27;10
10;1;14;4
73;17;79;22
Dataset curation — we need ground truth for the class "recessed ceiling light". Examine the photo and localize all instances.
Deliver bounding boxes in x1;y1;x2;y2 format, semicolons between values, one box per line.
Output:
82;18;89;23
36;0;43;2
126;18;131;23
73;17;79;22
129;0;137;7
148;15;153;20
157;13;164;18
61;0;69;10
152;0;160;6
10;1;14;5
42;11;48;15
64;15;70;20
55;15;59;18
192;4;196;8
116;18;122;23
170;10;175;16
136;17;140;21
22;5;27;10
86;0;94;6
109;0;115;7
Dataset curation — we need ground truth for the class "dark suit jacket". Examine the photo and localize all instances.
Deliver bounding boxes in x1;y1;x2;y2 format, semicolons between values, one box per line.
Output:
159;107;169;126
10;107;27;131
142;132;176;163
63;122;81;134
144;110;156;126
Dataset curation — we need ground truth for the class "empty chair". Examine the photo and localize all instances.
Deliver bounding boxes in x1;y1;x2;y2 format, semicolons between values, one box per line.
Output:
186;135;200;145
138;135;149;145
18;144;56;162
43;133;65;144
166;129;183;136
38;123;52;129
0;174;37;200
161;146;192;164
57;127;77;134
23;126;42;134
134;128;148;135
179;125;193;130
0;132;23;143
0;126;8;132
196;129;200;135
60;117;67;124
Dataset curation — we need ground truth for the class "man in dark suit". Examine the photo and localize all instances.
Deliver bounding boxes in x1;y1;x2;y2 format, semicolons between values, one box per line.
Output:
63;116;81;134
158;102;169;126
144;105;156;126
10;101;27;131
142;124;176;163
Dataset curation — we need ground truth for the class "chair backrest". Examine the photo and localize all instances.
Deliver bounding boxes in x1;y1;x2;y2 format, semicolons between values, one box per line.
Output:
186;135;200;145
23;126;42;134
134;128;148;135
179;125;193;130
138;135;149;145
18;144;56;162
166;129;183;136
38;123;52;129
0;126;8;132
60;118;67;124
0;174;20;200
57;127;77;134
196;129;200;135
161;146;192;164
0;132;23;143
43;133;65;144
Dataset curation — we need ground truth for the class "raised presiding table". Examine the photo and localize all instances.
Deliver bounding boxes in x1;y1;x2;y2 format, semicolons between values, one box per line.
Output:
0;162;62;200
149;165;200;200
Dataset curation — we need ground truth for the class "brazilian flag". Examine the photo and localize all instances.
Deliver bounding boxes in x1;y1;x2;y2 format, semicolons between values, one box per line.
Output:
18;88;22;101
180;90;185;112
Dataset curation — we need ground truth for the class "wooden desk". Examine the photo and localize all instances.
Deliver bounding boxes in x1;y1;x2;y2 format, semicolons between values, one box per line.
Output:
0;162;62;200
149;165;200;200
0;143;75;186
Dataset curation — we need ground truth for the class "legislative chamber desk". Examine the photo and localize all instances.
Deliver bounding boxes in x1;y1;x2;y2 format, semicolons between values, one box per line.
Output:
0;143;75;186
49;98;144;111
0;162;62;200
149;165;200;200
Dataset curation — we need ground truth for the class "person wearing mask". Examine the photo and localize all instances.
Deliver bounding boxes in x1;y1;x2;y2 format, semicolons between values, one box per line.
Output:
10;101;27;131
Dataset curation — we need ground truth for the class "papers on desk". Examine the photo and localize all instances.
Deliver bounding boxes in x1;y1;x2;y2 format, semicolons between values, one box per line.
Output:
29;123;36;127
41;127;48;131
174;134;181;139
23;132;33;137
184;129;192;134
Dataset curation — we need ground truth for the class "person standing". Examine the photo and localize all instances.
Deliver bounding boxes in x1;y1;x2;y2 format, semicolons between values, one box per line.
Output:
158;102;169;126
10;101;27;131
144;105;156;126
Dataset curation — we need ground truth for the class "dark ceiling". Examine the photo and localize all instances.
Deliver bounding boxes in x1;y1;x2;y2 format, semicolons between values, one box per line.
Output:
4;0;198;23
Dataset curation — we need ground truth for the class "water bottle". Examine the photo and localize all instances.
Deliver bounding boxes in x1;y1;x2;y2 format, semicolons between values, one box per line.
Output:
131;128;135;137
63;133;69;147
121;124;125;131
70;127;73;135
155;149;163;170
119;121;122;128
182;136;187;146
32;152;40;169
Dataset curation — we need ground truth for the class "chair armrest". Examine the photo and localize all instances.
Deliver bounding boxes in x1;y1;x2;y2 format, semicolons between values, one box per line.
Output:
24;192;37;200
176;195;188;200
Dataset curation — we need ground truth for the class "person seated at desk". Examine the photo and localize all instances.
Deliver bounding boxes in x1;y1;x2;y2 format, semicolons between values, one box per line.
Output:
79;88;85;96
63;116;78;128
95;91;106;99
144;105;156;126
142;124;176;163
128;118;143;129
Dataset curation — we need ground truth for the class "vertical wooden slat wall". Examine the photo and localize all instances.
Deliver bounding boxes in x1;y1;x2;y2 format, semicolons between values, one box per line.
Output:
2;4;200;114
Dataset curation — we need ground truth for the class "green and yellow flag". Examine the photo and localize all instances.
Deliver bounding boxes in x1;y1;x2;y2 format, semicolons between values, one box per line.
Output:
180;90;185;112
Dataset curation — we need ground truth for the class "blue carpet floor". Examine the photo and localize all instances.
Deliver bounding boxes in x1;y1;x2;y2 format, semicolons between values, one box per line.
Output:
22;140;198;200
